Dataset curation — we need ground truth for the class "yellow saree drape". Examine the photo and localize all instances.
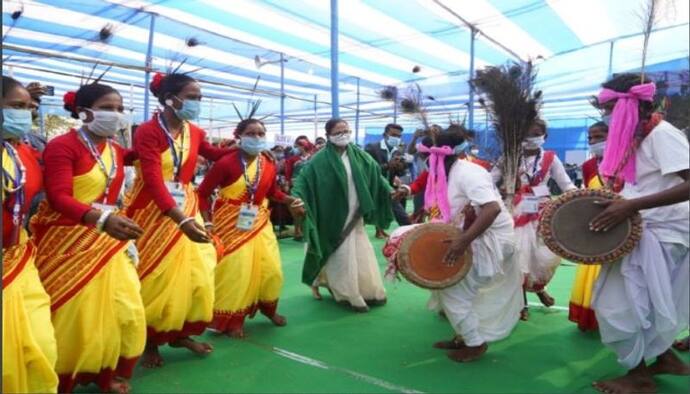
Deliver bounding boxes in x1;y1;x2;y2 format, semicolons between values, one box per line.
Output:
125;125;216;344
32;144;146;392
210;158;283;332
568;175;602;331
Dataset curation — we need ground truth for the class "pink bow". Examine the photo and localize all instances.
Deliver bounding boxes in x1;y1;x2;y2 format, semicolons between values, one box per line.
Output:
417;144;453;223
597;82;656;183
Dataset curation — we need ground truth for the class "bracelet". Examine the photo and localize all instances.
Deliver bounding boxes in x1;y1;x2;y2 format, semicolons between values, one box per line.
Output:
96;210;113;233
290;198;304;208
204;222;214;228
177;217;196;229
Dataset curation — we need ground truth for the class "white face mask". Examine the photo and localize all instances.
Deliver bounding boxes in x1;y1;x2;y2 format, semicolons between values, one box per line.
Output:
522;135;545;150
589;141;606;158
82;109;127;137
329;133;351;147
470;148;480;156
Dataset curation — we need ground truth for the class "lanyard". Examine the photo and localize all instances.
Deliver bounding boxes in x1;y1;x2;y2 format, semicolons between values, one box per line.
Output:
78;128;117;203
2;142;27;225
522;150;542;185
158;114;185;181
240;154;262;204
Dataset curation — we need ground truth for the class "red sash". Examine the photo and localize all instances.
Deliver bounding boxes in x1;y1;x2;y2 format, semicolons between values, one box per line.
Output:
513;151;555;228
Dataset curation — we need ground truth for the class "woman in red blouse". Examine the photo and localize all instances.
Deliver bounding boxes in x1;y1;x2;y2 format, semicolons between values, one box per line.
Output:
31;83;146;393
124;72;231;368
2;76;59;394
198;119;303;338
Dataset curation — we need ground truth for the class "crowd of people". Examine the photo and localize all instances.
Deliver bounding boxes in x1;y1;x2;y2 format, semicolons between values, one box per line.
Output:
2;70;689;394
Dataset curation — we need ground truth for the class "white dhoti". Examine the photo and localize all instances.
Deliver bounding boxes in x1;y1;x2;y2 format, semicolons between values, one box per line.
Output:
429;220;523;346
515;220;561;290
593;227;689;369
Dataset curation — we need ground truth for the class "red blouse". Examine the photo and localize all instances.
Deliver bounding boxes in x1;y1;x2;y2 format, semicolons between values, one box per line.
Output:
132;113;231;213
3;143;42;246
197;150;287;212
42;130;130;224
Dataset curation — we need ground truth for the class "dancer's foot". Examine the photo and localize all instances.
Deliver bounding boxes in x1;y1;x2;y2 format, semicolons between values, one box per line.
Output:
311;286;323;300
447;343;488;363
520;307;529;321
592;366;656;394
141;343;164;369
649;349;690;376
673;336;690;352
351;305;370;313
365;298;387;307
109;378;130;394
226;328;246;339
433;337;464;350
375;229;389;239
169;337;213;355
537;290;555;307
269;313;288;327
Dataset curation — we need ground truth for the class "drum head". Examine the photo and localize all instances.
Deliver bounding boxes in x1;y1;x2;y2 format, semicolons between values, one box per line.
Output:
540;189;642;264
397;223;472;289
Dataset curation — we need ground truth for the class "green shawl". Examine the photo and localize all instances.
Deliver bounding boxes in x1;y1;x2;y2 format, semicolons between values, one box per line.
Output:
291;143;394;285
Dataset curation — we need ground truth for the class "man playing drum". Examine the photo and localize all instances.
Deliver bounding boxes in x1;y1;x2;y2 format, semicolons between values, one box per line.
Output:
588;73;690;393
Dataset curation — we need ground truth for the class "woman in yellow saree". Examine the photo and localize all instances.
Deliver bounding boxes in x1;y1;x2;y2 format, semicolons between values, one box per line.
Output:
198;119;302;338
2;76;58;393
32;83;146;393
125;73;229;367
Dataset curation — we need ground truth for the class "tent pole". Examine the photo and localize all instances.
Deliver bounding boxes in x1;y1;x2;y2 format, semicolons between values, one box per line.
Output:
313;94;318;139
468;28;477;130
280;52;285;136
607;40;615;78
393;89;398;123
143;13;156;121
210;98;214;139
330;0;339;117
355;77;360;145
38;104;45;138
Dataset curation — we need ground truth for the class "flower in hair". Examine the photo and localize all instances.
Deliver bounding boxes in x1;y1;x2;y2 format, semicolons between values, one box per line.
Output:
150;72;165;93
63;91;77;112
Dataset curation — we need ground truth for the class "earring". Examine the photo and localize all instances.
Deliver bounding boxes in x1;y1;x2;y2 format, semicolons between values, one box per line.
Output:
165;99;173;107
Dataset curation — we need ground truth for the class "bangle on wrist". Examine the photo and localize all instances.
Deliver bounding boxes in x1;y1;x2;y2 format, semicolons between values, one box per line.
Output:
96;210;113;233
204;221;214;228
290;198;304;208
177;217;195;229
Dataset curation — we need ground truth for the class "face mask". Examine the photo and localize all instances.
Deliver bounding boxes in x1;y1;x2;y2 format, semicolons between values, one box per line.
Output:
239;136;267;156
386;136;401;148
522;135;545;149
453;141;470;155
83;109;127;137
170;97;201;121
470;148;480;156
589;141;606;158
601;114;611;126
329;133;351;147
275;153;285;160
2;109;33;139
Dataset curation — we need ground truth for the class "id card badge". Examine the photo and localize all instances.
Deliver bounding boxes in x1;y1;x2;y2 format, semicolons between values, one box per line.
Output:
165;181;186;209
236;204;259;231
522;195;540;214
92;202;116;212
532;185;550;197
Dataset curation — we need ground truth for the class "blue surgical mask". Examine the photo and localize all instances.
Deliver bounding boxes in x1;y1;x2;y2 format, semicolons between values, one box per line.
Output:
171;97;201;121
453;141;470;155
601;114;611;125
240;136;267;156
2;109;33;139
387;136;401;148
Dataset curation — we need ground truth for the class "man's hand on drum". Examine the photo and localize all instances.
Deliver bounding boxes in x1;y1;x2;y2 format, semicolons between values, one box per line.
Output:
442;236;470;266
590;199;637;232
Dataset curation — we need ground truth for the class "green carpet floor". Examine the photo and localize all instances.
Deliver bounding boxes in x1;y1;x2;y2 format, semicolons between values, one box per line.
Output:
84;227;689;393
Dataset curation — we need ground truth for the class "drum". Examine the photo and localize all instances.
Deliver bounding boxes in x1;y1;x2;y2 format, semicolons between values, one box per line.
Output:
539;189;642;264
388;223;472;289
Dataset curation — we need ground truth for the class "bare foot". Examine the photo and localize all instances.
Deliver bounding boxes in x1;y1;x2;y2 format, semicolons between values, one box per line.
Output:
537;290;555;307
433;337;464;350
109;378;130;394
447;343;488;362
141;343;164;369
311;286;323;301
269;313;288;327
365;298;387;307
520;307;529;321
673;337;689;352
592;370;656;394
649;349;690;376
169;337;213;355
375;229;389;239
226;328;246;339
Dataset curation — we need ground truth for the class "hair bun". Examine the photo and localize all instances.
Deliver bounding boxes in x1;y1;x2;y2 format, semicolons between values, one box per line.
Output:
150;72;165;96
63;91;77;116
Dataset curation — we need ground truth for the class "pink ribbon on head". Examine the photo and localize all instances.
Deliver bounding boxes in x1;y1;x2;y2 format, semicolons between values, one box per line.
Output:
597;82;656;183
416;144;453;223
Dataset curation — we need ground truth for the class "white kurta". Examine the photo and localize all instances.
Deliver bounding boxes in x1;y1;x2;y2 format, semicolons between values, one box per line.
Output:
429;161;523;346
316;151;387;308
593;121;690;369
491;149;576;289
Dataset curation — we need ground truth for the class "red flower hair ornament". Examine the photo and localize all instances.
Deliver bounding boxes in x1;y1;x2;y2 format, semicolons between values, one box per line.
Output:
63;91;77;112
150;72;165;95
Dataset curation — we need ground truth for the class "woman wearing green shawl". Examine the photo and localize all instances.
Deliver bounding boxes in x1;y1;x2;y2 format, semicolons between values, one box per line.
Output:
291;118;394;312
